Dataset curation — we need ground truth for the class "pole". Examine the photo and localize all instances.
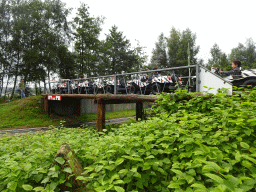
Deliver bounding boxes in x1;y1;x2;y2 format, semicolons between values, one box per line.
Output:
196;64;200;92
114;75;117;95
187;43;191;86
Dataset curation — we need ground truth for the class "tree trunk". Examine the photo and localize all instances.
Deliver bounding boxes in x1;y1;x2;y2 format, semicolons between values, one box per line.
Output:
39;80;41;95
10;72;18;100
43;78;46;94
48;70;51;93
51;143;85;191
0;75;3;97
10;57;19;101
4;76;10;98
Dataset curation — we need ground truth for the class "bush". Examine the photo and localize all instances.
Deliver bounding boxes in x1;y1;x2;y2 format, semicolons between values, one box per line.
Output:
1;89;256;191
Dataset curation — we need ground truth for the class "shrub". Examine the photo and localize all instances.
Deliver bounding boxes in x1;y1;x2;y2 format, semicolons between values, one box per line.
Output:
1;89;256;191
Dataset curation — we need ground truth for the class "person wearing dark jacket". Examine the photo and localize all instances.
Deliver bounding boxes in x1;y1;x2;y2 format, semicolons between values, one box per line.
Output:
220;60;241;78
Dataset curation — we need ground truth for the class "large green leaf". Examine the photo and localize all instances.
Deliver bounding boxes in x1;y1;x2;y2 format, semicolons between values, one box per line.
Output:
7;181;17;191
240;142;250;149
114;186;125;192
55;157;65;165
204;173;224;184
191;183;207;190
115;158;125;166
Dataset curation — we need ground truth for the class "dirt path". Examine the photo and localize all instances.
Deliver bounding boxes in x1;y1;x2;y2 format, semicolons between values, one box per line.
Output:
0;117;135;136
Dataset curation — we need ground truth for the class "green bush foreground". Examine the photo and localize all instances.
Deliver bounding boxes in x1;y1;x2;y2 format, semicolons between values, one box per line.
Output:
1;89;256;192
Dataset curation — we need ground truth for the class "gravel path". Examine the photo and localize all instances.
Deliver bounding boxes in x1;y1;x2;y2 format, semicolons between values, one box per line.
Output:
0;116;135;136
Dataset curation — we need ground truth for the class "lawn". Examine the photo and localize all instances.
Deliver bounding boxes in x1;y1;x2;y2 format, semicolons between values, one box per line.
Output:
0;96;136;129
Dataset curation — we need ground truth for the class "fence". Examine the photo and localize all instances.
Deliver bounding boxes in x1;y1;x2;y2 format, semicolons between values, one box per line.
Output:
36;64;232;95
43;65;199;95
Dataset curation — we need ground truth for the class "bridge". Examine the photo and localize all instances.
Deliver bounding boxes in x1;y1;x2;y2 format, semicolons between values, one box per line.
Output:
42;94;157;132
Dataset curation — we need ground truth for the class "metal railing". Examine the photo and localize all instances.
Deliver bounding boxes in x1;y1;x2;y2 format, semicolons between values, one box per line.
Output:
44;64;200;95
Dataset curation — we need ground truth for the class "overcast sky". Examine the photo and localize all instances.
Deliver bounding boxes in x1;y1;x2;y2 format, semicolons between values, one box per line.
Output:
63;0;256;65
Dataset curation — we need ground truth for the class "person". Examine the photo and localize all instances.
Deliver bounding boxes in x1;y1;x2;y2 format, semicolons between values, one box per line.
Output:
19;79;25;98
220;60;242;79
152;67;163;76
77;75;85;94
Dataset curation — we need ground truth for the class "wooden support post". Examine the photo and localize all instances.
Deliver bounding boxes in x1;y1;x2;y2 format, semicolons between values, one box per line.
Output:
43;96;49;115
97;99;105;132
77;98;82;116
136;101;143;121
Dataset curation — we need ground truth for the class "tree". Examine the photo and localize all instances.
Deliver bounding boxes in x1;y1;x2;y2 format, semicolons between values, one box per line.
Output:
0;0;72;99
73;3;104;77
166;27;200;76
0;0;13;97
101;25;141;75
229;38;256;69
244;38;256;67
150;32;168;68
40;0;72;90
166;27;180;68
8;0;27;100
57;45;77;79
131;39;148;72
229;43;246;64
207;43;229;70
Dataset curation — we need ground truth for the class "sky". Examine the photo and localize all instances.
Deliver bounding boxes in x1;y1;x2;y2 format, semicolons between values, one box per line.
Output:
63;0;256;65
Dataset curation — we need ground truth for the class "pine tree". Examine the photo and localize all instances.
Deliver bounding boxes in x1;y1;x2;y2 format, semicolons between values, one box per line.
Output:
150;33;168;68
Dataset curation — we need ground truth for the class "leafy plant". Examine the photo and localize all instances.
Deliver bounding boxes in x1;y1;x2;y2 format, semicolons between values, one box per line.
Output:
1;89;256;191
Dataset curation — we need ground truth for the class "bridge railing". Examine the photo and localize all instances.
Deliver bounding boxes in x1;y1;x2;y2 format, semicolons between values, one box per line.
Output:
44;64;232;95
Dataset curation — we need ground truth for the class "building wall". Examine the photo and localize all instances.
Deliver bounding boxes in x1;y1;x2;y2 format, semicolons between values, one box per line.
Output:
81;99;152;114
43;97;153;115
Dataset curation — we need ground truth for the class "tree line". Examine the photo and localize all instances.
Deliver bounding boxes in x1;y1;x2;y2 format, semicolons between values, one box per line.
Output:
0;0;147;99
149;27;201;76
150;28;256;73
207;38;256;71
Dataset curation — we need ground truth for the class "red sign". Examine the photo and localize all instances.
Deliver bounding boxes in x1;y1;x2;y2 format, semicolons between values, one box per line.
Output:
47;96;61;100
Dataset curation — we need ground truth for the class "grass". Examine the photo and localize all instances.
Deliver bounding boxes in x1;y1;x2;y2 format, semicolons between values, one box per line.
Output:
0;96;55;129
0;96;136;130
77;109;135;122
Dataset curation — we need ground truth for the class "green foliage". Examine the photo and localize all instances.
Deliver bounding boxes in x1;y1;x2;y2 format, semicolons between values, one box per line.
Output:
0;96;55;129
0;126;99;192
73;2;104;77
100;25;143;75
166;27;200;76
1;89;256;191
57;45;77;79
0;0;71;100
206;43;230;70
151;32;168;68
229;38;256;69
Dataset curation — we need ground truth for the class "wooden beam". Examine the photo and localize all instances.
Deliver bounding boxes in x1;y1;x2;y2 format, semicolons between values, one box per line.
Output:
41;94;96;99
43;96;49;115
96;94;157;102
96;99;136;104
97;99;105;132
41;94;157;102
136;101;143;121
